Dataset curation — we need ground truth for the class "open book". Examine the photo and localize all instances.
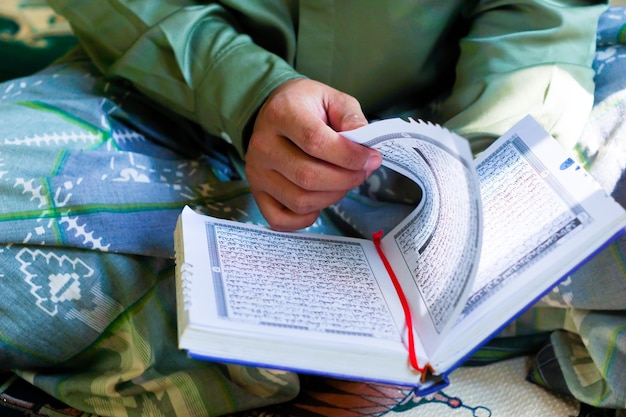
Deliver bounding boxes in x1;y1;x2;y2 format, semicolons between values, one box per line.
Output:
174;116;626;393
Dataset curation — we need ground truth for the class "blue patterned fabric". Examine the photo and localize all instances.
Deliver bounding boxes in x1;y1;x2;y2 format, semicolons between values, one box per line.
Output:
0;6;625;416
0;50;306;416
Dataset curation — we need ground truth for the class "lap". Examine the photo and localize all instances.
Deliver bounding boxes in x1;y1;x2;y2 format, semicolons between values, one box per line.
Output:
0;53;303;415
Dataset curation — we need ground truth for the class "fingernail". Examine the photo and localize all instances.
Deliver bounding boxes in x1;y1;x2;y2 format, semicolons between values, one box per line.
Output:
364;154;381;175
343;113;368;131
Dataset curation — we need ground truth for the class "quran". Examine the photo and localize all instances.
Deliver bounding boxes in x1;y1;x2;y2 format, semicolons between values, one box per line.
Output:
174;116;626;393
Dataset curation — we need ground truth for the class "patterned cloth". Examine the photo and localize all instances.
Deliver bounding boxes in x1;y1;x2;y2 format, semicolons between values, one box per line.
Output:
0;6;625;417
2;360;624;417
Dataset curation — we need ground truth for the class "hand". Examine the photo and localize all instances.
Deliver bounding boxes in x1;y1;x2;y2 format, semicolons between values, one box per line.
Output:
245;78;382;231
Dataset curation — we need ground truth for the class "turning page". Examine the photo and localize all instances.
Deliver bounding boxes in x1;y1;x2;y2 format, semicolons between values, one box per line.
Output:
342;118;482;357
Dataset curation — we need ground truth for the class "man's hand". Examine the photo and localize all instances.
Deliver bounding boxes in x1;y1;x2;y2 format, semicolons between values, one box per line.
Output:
245;78;382;231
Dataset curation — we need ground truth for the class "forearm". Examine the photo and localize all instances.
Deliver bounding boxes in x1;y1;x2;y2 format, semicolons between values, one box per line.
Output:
46;0;302;156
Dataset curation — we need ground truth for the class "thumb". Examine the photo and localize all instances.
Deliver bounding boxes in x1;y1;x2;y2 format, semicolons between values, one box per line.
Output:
326;90;368;132
338;112;369;132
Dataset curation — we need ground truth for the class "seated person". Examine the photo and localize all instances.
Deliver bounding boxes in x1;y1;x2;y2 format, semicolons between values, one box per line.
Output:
0;1;623;415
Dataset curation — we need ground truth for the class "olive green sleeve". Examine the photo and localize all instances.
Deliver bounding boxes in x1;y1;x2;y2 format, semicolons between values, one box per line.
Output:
441;0;608;152
46;0;303;156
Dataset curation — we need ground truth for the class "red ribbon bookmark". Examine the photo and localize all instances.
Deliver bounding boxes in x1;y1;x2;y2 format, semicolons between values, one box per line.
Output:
372;230;425;374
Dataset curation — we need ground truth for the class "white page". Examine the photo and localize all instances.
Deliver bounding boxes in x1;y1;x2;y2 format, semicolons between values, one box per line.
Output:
431;115;626;368
342;119;482;357
179;207;409;349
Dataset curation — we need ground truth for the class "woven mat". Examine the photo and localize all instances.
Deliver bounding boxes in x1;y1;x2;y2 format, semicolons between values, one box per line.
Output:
2;358;623;417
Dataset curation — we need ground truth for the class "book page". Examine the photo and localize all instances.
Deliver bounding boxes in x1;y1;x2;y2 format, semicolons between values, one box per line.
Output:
207;223;401;339
342;119;482;356
432;115;626;368
180;207;407;346
460;130;581;318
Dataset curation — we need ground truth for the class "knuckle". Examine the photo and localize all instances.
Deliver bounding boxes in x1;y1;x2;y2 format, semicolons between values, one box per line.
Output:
343;94;361;108
289;194;315;215
270;185;311;215
299;126;326;156
293;166;319;190
340;153;359;170
277;187;315;215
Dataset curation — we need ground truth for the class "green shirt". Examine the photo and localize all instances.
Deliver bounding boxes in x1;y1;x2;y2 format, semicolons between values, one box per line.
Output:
48;0;607;155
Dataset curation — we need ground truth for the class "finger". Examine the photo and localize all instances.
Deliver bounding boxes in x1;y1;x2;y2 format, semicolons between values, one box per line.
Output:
253;191;321;231
255;79;381;175
248;163;348;215
286;120;380;171
326;93;369;132
278;110;379;174
270;136;372;192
